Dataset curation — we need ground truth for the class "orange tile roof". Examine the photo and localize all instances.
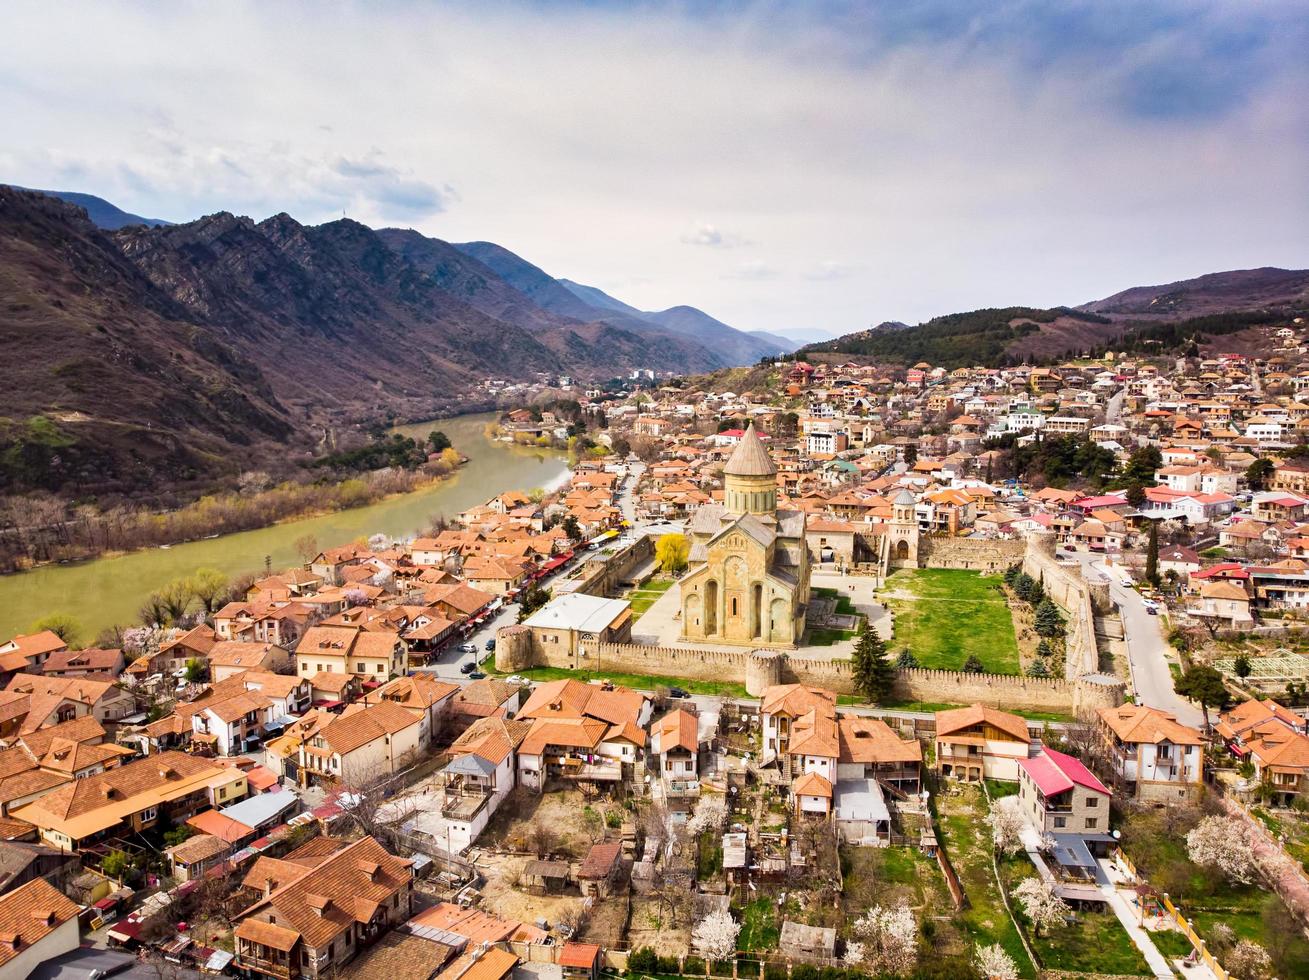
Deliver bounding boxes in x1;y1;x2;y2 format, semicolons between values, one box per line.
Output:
318;700;421;757
0;878;79;968
1097;705;1203;745
838;718;922;765
935;704;1030;744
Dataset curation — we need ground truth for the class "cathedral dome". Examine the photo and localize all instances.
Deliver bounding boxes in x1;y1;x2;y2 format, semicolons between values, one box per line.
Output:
723;424;777;477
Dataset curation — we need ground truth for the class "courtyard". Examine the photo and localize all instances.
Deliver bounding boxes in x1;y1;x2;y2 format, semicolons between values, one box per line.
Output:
880;568;1021;674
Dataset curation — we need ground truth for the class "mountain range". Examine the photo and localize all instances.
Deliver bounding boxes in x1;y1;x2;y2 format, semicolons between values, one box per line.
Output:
0;186;795;497
802;268;1309;368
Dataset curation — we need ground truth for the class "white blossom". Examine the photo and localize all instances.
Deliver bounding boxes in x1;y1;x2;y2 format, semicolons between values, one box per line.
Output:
686;795;728;836
1013;877;1068;936
1225;939;1272;979
1185;816;1256;885
843;941;865;967
853;903;918;975
974;942;1019;980
692;908;740;962
984;801;1026;857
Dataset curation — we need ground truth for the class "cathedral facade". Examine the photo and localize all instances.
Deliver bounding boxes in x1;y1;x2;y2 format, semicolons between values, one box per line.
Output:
680;425;810;647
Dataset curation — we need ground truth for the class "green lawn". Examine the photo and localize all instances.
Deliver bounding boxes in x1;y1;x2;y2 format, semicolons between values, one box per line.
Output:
805;626;857;646
934;785;1036;977
1033;910;1151;976
883;568;1021;674
735;898;779;951
490;664;749;698
626;578;675;619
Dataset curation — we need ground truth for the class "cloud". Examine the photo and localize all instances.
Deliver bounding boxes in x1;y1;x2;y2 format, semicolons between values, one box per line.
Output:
0;0;1304;334
802;261;860;281
680;222;748;248
722;261;779;281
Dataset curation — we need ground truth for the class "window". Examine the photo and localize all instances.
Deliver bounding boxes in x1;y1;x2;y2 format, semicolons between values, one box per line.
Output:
140;806;158;823
1086;817;1098;829
1053;816;1066;829
1086;796;1098;807
377;664;384;674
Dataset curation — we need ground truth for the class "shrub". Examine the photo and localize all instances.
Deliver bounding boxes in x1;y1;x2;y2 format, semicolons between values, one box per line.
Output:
685;956;707;976
792;965;820;980
628;948;658;975
765;963;788;980
712;960;735;977
658;957;682;975
737;961;759;978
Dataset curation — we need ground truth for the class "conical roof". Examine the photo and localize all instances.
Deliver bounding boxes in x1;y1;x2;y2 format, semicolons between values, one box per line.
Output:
893;488;916;505
724;423;776;477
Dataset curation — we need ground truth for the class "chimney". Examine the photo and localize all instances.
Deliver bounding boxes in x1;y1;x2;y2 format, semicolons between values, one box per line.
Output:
264;877;275;898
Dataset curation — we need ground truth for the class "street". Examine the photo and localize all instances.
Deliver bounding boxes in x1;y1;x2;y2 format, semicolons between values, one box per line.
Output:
1062;550;1202;726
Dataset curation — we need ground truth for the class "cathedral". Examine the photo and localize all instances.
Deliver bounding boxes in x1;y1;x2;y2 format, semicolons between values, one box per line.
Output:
680;424;810;647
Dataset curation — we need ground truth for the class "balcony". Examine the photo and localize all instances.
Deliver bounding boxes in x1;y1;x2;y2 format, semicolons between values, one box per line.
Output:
442;789;491;821
547;756;622;782
236;952;294;980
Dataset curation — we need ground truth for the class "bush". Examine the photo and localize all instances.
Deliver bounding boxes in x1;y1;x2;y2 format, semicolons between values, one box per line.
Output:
792;965;820;980
765;963;788;980
628;948;658;975
737;961;760;978
685;956;707;976
712;961;735;977
658;956;681;974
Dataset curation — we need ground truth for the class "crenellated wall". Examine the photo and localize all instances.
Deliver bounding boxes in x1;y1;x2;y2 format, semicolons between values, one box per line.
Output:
919;536;1025;572
494;531;1125;715
1021;530;1101;679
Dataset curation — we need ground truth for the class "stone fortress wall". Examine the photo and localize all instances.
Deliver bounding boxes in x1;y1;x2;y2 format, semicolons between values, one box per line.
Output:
498;532;1124;715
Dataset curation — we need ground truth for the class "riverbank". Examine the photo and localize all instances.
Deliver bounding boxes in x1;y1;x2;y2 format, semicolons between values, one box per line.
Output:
0;413;569;642
0;461;465;575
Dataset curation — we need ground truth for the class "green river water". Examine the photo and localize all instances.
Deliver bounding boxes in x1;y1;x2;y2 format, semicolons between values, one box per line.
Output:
0;413;568;642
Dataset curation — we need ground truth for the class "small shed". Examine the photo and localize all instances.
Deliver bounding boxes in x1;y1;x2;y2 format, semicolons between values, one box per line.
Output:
577;842;623;898
779;920;836;961
559;941;601;980
523;859;570;894
721;832;747;882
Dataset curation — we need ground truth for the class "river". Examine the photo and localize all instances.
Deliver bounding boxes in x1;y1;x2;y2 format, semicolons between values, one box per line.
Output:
0;413;568;642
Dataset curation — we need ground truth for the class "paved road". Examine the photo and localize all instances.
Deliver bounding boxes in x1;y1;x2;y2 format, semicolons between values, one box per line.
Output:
1062;550;1202;727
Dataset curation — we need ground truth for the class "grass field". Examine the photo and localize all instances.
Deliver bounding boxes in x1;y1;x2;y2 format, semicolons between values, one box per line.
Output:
883;568;1021;674
490;664;749;698
626;578;675;619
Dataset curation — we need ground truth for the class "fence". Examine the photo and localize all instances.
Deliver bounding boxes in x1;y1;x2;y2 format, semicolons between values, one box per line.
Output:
1158;894;1231;980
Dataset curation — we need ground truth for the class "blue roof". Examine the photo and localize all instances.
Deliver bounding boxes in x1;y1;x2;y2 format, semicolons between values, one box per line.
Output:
220;789;300;829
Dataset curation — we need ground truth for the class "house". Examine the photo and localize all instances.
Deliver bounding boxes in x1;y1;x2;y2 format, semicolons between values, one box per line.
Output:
559;942;602;980
165;832;233;882
447;679;524;730
294;627;406;687
759;684;836;764
438;716;527;853
1016;747;1111;835
1188;580;1254;628
837;717;922;795
577;841;623;898
233;835;414;980
0;878;81;979
1216;698;1309;807
651;709;699;792
9;751;228;851
297;701;423;788
2;674;135;728
189;690;277;757
778;920;836;961
362;674;458;747
41;648;125;680
0;632;67;676
934;704;1031;781
206;642;289;683
515;680;649;792
0;840;78;893
340;931;460;980
1097;705;1204;803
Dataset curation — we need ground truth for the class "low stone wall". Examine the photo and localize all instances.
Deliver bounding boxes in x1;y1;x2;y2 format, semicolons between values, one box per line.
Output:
920;535;1025;573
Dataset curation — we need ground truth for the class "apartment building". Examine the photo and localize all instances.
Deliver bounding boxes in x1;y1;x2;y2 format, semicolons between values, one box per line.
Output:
1017;747;1111;835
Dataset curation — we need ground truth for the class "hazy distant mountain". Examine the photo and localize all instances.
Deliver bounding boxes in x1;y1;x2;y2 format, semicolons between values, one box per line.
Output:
556;278;798;361
772;327;838;346
5;185;172;229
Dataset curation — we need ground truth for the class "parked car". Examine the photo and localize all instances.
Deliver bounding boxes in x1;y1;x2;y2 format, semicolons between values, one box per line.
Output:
668;687;690;699
485;639;496;651
468;671;487;680
460;662;476;674
459;643;477;653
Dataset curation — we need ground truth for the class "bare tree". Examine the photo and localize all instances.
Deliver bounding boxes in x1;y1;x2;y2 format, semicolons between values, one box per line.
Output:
336;767;419;852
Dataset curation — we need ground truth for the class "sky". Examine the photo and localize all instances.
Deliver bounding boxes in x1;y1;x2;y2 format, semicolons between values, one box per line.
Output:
2;0;1307;337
